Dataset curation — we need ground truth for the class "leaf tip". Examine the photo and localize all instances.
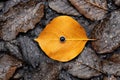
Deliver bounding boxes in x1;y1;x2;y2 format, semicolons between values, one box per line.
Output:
34;38;38;42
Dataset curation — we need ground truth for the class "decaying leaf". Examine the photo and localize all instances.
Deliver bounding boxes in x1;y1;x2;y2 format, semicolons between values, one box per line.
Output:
0;41;6;51
49;0;80;16
23;62;61;80
2;0;30;14
5;66;18;80
17;36;41;68
5;42;23;60
109;49;120;64
0;54;22;80
85;0;107;10
113;0;120;6
0;0;44;41
91;10;120;54
69;0;108;20
102;60;120;76
0;2;4;12
103;75;117;80
66;64;101;79
76;47;101;71
59;70;80;80
102;49;120;76
35;16;94;62
63;47;101;79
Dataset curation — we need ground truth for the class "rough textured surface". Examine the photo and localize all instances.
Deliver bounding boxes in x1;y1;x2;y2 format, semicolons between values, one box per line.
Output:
23;62;61;80
114;0;120;6
0;2;4;12
17;36;41;68
0;0;44;41
0;0;120;80
102;60;120;76
85;0;108;9
64;63;101;79
58;70;79;80
0;41;6;52
0;54;22;80
76;47;101;70
1;0;29;14
108;48;120;63
63;47;101;79
12;49;62;80
5;41;23;60
69;0;108;20
49;0;80;16
27;24;43;38
102;49;120;76
91;10;120;54
103;75;117;80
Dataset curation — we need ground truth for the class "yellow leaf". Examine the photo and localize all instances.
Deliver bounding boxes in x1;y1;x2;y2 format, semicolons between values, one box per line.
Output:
35;16;94;62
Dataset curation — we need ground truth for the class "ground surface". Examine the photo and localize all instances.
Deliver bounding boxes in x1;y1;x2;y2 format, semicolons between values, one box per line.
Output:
0;0;120;80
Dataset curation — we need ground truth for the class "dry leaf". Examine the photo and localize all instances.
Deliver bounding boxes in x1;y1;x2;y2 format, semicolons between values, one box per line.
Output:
23;62;61;80
5;42;23;60
0;0;44;41
113;0;120;6
2;0;30;14
35;16;94;62
103;75;117;80
59;70;80;80
109;49;120;64
102;49;120;76
63;47;101;79
69;0;108;20
102;60;120;76
91;10;120;53
17;36;41;68
0;41;6;51
0;54;22;80
85;0;107;10
5;66;17;80
49;0;80;16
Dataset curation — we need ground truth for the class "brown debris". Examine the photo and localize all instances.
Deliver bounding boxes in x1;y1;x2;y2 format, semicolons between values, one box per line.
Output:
0;2;4;11
17;36;41;68
102;49;120;76
63;47;101;79
23;62;61;80
69;0;108;20
103;75;117;80
5;66;17;80
49;0;80;16
0;0;44;41
18;54;62;80
65;64;101;79
12;41;62;80
91;10;120;54
113;0;120;6
0;0;119;80
59;70;80;80
0;54;22;80
109;49;120;63
85;0;108;10
102;60;120;76
2;0;30;14
0;41;6;52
